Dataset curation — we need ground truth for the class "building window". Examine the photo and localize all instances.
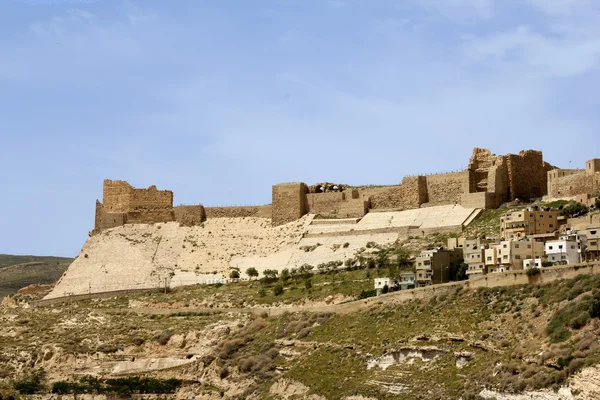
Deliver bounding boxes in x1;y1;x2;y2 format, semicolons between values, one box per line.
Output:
487;256;492;261
549;215;553;218
515;244;519;248
503;255;508;259
527;245;531;249
549;224;553;228
559;245;563;249
549;246;553;250
515;255;521;259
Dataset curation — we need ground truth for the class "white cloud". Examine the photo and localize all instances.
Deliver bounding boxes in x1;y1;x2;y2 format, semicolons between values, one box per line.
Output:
463;23;600;77
417;0;495;22
123;1;159;25
527;0;593;16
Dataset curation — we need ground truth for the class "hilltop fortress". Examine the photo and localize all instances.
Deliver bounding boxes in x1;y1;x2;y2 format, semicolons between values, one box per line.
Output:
93;148;565;233
45;147;599;300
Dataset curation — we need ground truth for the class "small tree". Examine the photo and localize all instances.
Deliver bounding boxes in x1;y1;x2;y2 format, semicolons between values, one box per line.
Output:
246;267;259;280
229;270;240;279
595;197;600;210
263;269;279;280
280;268;291;282
304;279;312;290
273;284;284;296
561;201;589;218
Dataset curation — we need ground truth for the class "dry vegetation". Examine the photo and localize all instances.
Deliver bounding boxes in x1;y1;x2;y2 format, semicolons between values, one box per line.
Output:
2;272;600;399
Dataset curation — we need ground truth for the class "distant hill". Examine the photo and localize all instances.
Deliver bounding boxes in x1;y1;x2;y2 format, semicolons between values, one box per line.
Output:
0;254;73;300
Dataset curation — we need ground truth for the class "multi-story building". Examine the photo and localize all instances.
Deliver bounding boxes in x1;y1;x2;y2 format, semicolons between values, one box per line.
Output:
399;272;416;290
464;238;490;279
500;207;560;240
579;224;600;261
488;239;545;272
415;248;462;287
545;238;581;265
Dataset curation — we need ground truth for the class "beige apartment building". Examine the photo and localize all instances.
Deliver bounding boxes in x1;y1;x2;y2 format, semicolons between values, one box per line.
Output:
580;224;600;260
464;238;492;278
500;208;560;240
486;239;544;272
415;248;463;286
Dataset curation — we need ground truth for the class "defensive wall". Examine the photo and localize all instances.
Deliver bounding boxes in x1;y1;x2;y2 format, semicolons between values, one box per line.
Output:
547;158;600;203
204;205;272;219
93;180;207;234
94;148;590;232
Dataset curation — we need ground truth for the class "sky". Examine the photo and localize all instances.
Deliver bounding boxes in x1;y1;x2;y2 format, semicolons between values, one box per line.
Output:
1;0;599;257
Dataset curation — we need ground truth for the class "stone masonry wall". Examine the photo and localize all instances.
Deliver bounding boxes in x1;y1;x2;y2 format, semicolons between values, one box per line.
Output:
370;176;428;210
173;205;207;226
506;150;550;201
204;205;271;219
102;180;173;213
306;192;345;214
460;192;503;210
548;172;600;199
425;171;470;204
94;201;126;232
272;182;308;226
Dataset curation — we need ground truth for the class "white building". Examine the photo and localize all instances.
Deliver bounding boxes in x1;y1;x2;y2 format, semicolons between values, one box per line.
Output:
374;277;392;292
523;258;542;269
545;239;580;265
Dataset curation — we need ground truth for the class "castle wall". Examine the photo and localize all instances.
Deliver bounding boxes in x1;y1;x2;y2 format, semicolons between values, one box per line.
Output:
587;159;600;174
306;192;345;215
173;205;207;226
459;192;503;210
370;176;428;210
94;201;126;232
272;182;309;226
102;180;173;213
204;205;271;219
305;192;368;218
487;162;508;199
425;171;470;204
506;150;548;201
547;171;600;199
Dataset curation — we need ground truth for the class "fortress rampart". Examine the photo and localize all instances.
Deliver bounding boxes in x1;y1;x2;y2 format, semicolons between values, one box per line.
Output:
546;159;600;204
92;148;595;232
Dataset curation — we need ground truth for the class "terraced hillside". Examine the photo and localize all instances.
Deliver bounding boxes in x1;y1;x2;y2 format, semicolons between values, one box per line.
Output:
3;269;600;399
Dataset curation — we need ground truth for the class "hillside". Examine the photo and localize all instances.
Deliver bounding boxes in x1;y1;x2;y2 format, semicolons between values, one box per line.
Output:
44;204;480;300
0;255;72;300
2;269;600;399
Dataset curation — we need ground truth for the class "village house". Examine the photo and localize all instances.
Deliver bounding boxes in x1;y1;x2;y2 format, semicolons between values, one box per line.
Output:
500;207;560;240
488;239;545;272
415;248;462;286
579;224;600;261
545;238;581;265
463;238;491;279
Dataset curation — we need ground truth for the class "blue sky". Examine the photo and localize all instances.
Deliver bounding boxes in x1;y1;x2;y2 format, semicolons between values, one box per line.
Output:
1;0;599;257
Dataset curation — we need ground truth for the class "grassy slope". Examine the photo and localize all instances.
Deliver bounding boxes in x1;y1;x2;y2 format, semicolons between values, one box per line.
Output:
3;272;600;399
0;255;73;300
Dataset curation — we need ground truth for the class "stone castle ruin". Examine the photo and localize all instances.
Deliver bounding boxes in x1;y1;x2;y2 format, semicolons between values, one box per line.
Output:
92;148;597;233
546;159;600;205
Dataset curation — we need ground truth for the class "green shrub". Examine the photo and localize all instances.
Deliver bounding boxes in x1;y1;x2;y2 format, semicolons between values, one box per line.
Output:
526;268;541;277
569;312;590;330
14;371;45;394
273;285;284;296
550;327;571;343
